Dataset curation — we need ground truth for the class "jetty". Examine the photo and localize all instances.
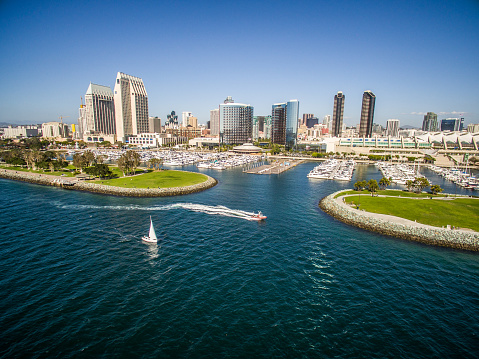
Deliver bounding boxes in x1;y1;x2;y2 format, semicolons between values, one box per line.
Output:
244;160;304;175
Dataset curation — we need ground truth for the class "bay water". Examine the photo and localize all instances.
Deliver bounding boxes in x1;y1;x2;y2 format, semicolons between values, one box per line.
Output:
1;163;478;358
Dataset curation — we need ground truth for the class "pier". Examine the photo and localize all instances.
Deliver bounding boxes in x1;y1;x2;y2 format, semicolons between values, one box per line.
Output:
244;160;304;175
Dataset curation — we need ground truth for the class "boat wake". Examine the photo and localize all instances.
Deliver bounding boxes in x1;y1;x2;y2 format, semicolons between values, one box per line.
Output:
58;203;261;221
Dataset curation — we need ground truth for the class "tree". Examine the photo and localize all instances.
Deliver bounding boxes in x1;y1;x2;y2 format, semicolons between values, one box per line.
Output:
117;150;141;176
354;180;367;191
85;164;112;179
73;153;87;173
412;177;430;193
405;180;414;192
379;177;391;190
367;179;379;195
148;158;163;171
430;184;443;195
82;150;96;167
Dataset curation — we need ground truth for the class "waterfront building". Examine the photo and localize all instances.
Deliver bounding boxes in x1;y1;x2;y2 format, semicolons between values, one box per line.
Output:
271;100;299;148
114;72;149;142
182;112;192;128
149;117;161;133
332;92;345;137
219;97;253;145
422;112;438;132
386;119;400;137
441;118;464;132
467;123;479;133
2;125;40;139
84;83;116;136
42;122;69;139
359;90;376;138
210;109;220;136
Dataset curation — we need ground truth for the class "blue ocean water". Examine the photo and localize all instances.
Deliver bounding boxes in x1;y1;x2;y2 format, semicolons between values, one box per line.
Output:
1;163;478;358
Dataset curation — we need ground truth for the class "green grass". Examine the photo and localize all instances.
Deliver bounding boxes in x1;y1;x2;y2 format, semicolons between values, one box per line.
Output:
0;165;76;177
334;189;446;199
94;170;208;188
343;195;479;231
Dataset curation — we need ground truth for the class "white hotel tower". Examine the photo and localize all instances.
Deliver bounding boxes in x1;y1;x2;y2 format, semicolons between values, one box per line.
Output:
114;72;149;142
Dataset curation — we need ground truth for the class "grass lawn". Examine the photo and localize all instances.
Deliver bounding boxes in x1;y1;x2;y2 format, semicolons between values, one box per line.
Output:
343;195;479;231
94;170;208;188
0;164;76;177
334;189;446;198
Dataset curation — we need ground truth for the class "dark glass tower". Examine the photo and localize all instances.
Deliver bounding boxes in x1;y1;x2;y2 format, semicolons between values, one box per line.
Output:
332;91;345;137
359;91;376;138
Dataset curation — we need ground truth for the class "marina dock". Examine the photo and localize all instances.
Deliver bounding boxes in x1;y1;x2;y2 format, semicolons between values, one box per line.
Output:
244;160;304;175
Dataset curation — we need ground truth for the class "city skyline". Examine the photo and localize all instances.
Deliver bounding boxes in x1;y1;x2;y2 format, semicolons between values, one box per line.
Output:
1;0;478;127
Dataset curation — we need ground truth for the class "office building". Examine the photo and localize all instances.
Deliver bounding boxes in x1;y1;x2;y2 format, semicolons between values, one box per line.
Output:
114;72;149;142
422;112;438;132
2;125;40;139
386;119;400;137
271;100;299;148
84;83;116;135
440;118;464;132
182;112;192;128
149;117;161;133
332;92;345;137
359;90;376;138
219;97;253;145
166;111;178;128
42;122;69;139
302;113;314;126
210;109;220;136
323;115;332;131
306;117;319;128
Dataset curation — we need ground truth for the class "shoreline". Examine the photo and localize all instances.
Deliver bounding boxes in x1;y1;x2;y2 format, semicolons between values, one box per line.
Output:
319;190;479;252
0;168;218;197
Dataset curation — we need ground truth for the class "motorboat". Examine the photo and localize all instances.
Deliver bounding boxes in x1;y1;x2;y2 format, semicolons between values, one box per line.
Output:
250;211;267;221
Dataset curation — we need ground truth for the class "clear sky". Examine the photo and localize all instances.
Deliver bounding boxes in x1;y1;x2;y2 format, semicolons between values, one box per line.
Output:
1;0;478;128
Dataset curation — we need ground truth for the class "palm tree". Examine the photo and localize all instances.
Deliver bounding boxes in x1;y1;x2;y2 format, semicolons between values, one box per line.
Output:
367;179;379;196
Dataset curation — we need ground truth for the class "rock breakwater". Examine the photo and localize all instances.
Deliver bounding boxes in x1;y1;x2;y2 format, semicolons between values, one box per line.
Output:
319;190;479;252
0;168;217;197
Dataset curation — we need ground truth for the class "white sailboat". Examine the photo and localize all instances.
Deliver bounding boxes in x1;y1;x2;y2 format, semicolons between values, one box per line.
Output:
142;216;158;243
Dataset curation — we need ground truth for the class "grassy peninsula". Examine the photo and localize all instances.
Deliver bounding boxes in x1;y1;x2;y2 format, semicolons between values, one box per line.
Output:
94;170;209;188
340;191;479;232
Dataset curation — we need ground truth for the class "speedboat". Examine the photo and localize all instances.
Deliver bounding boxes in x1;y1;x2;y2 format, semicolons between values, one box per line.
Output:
251;211;267;221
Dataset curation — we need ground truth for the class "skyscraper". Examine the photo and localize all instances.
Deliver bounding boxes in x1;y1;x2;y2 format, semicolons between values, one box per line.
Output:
210;109;220;136
332;92;345;137
166;111;178;128
359;90;376;138
219;97;253;145
84;83;116;135
182;112;192;128
422;112;438;132
440;118;464;132
271;100;299;148
302;113;314;126
386;119;400;137
323;115;332;132
114;72;149;142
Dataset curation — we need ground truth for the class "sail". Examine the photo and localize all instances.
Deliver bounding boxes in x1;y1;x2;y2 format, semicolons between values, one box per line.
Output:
149;218;157;240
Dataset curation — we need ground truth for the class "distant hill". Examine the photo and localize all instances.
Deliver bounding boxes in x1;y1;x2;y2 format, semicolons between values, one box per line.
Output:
400;125;420;130
0;122;19;127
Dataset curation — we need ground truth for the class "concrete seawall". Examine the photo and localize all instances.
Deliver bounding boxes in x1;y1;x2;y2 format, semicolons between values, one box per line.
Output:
0;168;218;197
319;190;479;252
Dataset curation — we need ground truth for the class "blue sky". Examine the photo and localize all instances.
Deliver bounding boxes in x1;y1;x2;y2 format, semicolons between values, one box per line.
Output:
1;0;478;128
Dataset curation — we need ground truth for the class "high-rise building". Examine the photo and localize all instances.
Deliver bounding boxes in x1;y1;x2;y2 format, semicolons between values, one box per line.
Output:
332;92;345;137
422;112;438;132
386;119;400;137
149;117;161;133
302;113;314;126
182;112;192;128
359;90;376;138
84;83;116;135
440;118;464;132
210;109;220;136
323;115;332;132
306;117;319;128
467;123;479;133
187;116;198;128
271;100;300;148
219;97;253;145
166;111;178;128
114;72;149;142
